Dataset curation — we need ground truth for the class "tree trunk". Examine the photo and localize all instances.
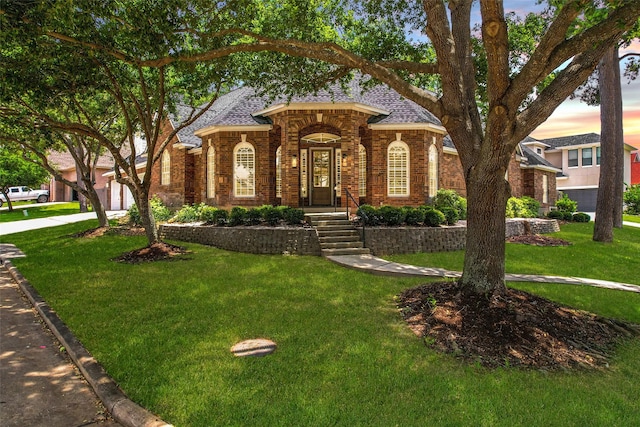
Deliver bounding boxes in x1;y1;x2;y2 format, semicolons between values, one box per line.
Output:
133;189;159;245
460;166;510;296
86;189;109;227
75;166;89;213
594;46;622;242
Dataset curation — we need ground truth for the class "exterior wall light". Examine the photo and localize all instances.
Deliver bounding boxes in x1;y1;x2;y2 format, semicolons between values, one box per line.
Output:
292;154;298;168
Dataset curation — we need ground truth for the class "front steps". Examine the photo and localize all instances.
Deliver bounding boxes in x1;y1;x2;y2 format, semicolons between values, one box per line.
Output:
306;214;370;257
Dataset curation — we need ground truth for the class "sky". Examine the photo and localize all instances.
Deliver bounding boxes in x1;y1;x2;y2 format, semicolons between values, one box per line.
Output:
498;1;640;149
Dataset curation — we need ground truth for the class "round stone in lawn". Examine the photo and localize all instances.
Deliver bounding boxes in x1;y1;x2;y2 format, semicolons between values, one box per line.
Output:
231;339;277;357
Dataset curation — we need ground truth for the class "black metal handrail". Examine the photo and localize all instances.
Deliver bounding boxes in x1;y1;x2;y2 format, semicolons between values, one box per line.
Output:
344;188;366;247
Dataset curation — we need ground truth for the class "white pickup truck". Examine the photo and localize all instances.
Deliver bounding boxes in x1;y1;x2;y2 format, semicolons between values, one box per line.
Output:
0;186;49;207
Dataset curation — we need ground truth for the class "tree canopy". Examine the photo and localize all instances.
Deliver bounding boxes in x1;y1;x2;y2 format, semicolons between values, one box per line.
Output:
2;0;639;292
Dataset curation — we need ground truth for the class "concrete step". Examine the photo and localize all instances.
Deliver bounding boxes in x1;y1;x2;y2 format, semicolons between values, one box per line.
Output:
320;241;364;250
306;214;348;224
321;247;371;256
312;219;352;227
315;224;355;232
319;235;361;243
315;229;360;237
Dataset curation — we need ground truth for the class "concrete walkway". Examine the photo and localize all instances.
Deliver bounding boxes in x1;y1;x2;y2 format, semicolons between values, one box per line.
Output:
327;254;640;293
0;210;127;236
0;264;123;427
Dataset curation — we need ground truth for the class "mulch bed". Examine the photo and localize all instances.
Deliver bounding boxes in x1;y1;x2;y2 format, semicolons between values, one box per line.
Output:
507;234;571;246
72;226;146;238
398;281;639;370
111;242;189;263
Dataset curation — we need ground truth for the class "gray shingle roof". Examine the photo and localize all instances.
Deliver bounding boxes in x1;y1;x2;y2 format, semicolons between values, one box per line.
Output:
174;78;443;148
519;143;560;170
540;133;600;148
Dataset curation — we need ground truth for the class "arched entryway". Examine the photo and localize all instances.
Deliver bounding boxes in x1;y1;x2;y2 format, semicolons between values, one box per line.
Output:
299;125;342;207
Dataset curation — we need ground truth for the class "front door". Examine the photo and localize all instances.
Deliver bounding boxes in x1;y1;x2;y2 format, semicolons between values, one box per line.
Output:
311;149;332;205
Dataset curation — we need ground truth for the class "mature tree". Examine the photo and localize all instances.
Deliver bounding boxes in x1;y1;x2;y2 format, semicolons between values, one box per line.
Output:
0;114;111;226
227;0;640;294
31;0;640;294
1;1;235;245
0;146;49;211
566;12;639;242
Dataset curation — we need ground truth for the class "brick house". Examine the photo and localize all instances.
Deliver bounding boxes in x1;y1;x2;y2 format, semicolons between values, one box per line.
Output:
46;150;113;206
523;133;635;211
108;79;559;211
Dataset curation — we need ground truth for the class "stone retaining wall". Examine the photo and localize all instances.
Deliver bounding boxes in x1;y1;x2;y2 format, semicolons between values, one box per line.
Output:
359;219;559;256
159;224;322;256
159;218;559;256
358;225;467;255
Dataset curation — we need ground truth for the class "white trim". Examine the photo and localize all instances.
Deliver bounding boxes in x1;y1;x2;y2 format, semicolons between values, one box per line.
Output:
520;165;562;173
102;161;148;178
207;146;216;199
233;142;256;197
252;102;390;117
368;122;447;133
194;124;272;137
387;140;410;197
557;185;599;190
522;141;551;149
443;146;458;155
173;142;197;149
188;147;203;155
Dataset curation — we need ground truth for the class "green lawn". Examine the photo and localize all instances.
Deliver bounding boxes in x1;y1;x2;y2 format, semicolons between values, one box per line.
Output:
0;202;87;222
624;214;640;224
5;221;640;426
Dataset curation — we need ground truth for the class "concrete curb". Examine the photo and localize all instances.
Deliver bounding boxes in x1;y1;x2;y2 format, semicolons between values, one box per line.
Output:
2;259;173;427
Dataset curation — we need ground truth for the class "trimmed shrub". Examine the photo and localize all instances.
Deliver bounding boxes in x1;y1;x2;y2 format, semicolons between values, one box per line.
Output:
506;196;539;218
246;208;263;225
229;206;248;226
624;183;640;215
200;206;227;225
521;196;541;217
261;205;283;226
556;193;578;213
403;207;425;226
173;204;200;223
572;212;591;222
128;195;172;226
422;207;446;227
378;205;405;226
440;206;459;225
282;207;305;225
433;189;466;222
211;209;228;225
357;204;379;226
546;210;564;220
562;211;573;221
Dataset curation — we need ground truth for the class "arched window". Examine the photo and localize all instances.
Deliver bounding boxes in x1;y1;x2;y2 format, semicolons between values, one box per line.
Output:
234;142;255;197
275;146;282;198
161;150;170;186
359;144;367;197
428;144;438;198
387;141;409;196
207;146;215;199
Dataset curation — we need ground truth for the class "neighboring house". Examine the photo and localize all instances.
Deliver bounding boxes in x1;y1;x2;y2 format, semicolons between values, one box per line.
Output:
47;150;114;207
106;79;559;212
522;133;634;211
631;150;639;185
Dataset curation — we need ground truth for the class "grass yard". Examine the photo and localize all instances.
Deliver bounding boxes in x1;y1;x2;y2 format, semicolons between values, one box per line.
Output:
4;221;640;426
0;202;86;222
624;214;640;224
